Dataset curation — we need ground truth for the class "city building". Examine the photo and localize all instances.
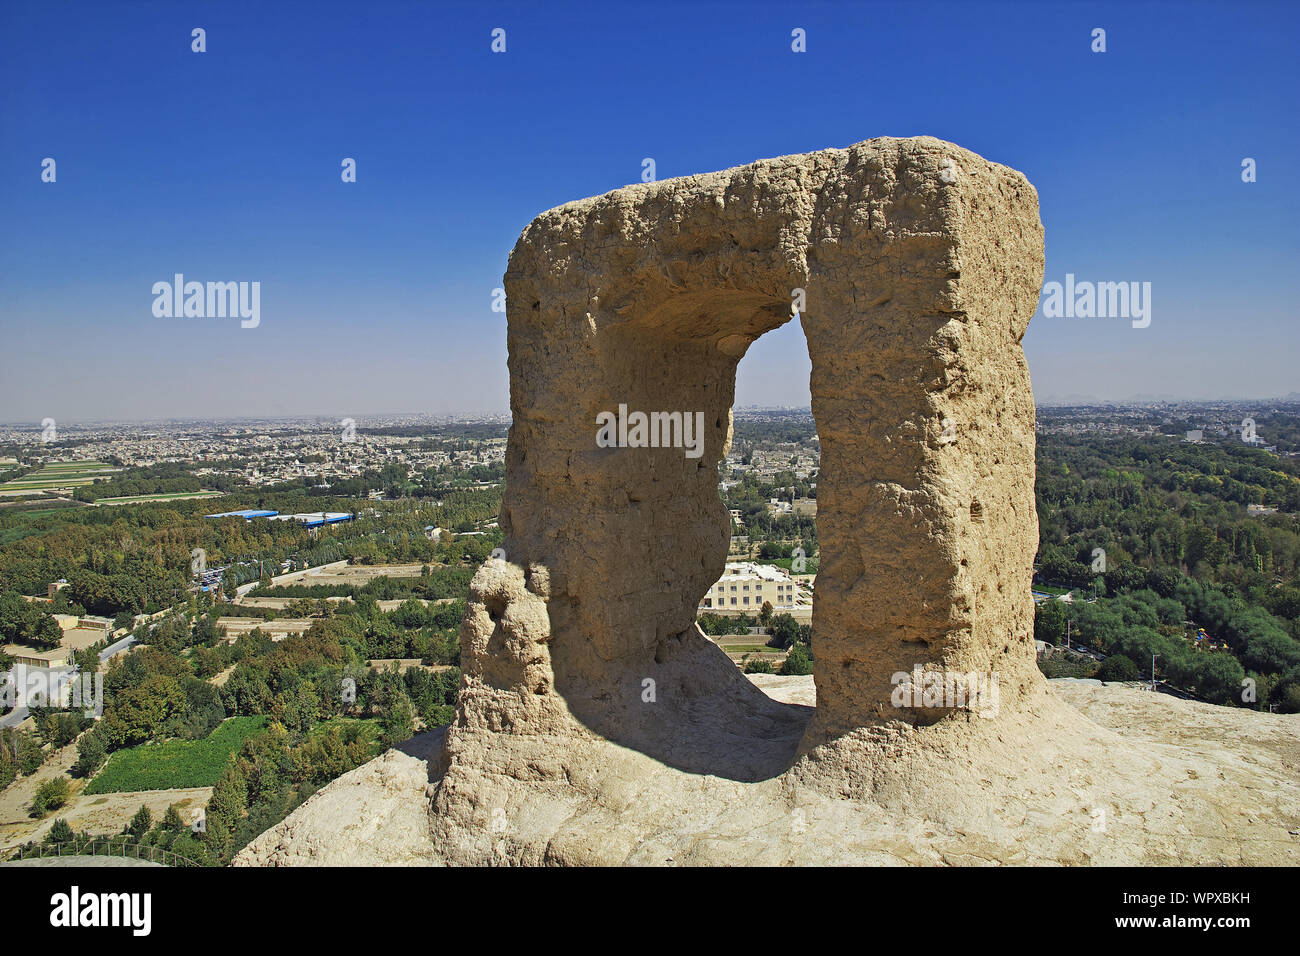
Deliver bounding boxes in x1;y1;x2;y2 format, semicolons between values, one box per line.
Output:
700;561;800;611
1;645;71;669
268;511;353;528
205;509;353;528
215;618;316;643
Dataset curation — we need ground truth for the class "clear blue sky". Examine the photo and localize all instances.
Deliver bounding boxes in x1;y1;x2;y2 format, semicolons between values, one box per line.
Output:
1;0;1296;423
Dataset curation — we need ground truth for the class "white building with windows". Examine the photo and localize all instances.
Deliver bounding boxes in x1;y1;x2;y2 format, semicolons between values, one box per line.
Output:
699;562;799;611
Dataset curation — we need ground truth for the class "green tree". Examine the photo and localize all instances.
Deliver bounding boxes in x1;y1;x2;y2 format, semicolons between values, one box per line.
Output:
73;731;106;778
1095;654;1140;682
380;691;416;745
46;818;75;844
191;615;220;646
30;776;70;816
1034;600;1066;645
126;804;152;840
390;597;429;629
102;674;186;747
17;734;44;775
0;592;62;648
206;760;250;840
780;644;815;676
1191;653;1246;705
768;613;801;649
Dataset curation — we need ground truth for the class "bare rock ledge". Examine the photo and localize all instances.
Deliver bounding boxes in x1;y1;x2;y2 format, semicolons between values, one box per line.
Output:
234;678;1300;866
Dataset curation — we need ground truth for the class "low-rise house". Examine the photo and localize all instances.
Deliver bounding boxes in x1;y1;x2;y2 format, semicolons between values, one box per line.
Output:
3;644;71;668
215;617;316;644
700;561;801;611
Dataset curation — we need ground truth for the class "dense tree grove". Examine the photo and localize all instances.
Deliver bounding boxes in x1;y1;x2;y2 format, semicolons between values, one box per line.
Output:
42;598;465;864
0;591;62;647
0;485;501;615
71;463;247;502
0;450;502;864
1033;433;1300;710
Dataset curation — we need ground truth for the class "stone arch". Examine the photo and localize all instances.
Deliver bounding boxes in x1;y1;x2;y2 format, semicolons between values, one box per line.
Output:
442;137;1045;789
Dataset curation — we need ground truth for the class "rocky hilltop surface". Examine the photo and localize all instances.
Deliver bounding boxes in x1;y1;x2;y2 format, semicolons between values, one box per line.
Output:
233;677;1300;866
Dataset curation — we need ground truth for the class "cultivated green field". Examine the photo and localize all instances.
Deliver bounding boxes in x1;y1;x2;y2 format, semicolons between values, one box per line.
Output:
3;478;97;489
2;461;119;491
94;491;224;505
40;461;111;471
84;716;269;794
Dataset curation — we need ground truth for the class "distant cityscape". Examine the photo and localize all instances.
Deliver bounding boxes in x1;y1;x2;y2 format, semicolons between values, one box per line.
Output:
2;397;1298;862
2;400;1296;514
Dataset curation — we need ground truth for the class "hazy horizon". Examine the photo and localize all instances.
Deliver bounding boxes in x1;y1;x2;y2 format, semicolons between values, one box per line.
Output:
7;378;1300;432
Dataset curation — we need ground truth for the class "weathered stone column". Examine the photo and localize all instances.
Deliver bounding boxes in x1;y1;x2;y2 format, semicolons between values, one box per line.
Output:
797;144;1044;743
444;137;1044;788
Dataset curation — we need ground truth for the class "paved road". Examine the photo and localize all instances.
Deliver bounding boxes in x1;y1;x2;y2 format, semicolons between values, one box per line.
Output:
98;634;136;664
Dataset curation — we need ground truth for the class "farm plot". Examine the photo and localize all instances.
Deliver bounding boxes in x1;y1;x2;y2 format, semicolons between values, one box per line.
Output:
84;716;269;794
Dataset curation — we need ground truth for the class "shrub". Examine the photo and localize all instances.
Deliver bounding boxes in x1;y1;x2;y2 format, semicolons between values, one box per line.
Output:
779;644;814;676
30;776;70;816
1095;654;1140;682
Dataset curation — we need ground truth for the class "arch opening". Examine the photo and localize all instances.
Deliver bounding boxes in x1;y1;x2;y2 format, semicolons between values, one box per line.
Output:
448;136;1046;788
